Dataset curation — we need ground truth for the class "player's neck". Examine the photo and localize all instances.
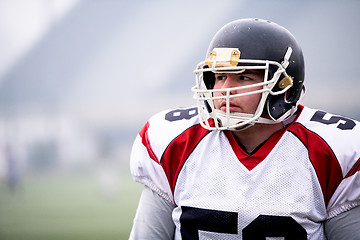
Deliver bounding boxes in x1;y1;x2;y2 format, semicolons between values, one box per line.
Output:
231;122;284;154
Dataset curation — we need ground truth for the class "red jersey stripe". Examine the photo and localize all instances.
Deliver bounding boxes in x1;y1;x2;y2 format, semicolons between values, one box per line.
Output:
160;123;211;195
139;121;160;164
288;123;343;206
345;157;360;179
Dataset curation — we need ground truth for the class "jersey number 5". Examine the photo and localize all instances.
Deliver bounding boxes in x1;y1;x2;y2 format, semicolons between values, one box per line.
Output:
310;110;356;130
180;206;307;239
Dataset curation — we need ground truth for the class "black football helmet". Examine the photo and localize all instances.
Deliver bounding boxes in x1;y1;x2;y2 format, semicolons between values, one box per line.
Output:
193;18;305;130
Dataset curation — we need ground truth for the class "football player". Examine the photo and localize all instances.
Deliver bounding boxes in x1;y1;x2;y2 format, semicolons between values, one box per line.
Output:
129;18;360;239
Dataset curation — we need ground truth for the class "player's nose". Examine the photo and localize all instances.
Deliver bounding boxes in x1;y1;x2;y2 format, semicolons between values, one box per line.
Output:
221;77;238;95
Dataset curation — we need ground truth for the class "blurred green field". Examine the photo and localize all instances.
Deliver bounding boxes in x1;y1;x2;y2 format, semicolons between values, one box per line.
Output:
0;171;142;240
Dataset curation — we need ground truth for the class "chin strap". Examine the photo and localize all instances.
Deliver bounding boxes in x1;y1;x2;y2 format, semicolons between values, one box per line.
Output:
211;109;278;131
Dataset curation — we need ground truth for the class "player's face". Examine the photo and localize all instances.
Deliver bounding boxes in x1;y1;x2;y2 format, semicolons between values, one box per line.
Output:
213;70;264;114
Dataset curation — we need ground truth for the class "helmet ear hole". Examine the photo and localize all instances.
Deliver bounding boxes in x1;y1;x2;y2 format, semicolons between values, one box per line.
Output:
285;91;291;101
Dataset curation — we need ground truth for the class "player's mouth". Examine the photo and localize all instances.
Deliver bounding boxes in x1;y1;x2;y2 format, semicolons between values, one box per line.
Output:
220;101;240;112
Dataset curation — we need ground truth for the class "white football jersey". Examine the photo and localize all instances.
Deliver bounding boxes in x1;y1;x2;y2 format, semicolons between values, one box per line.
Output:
130;105;360;239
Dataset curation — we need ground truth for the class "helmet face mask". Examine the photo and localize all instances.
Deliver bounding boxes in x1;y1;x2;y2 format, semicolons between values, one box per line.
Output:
192;18;305;131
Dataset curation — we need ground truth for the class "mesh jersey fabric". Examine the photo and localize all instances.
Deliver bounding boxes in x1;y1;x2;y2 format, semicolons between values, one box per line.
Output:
130;105;360;239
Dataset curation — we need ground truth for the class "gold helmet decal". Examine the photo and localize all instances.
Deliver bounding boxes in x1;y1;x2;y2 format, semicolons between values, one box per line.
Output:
205;48;240;67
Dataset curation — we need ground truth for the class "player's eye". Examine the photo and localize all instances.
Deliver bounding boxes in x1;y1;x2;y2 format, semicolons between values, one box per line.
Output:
215;75;227;81
238;75;252;81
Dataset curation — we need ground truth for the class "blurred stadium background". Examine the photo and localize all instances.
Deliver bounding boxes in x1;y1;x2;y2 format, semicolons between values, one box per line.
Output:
0;0;359;239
